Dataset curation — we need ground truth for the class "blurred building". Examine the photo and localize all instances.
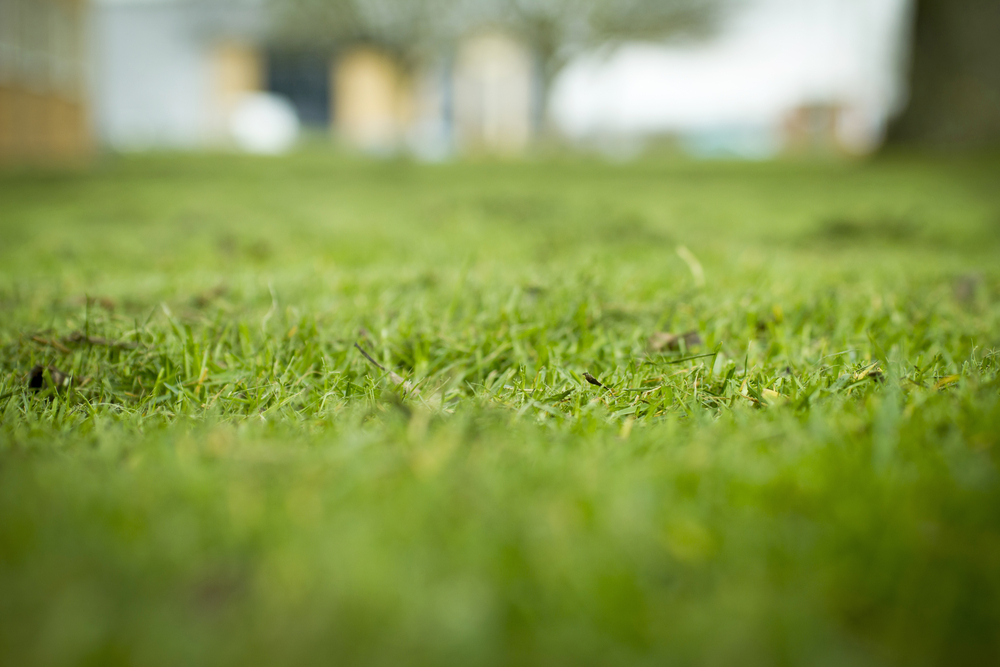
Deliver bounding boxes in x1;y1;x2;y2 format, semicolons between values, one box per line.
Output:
212;40;266;139
88;0;541;156
453;30;535;156
92;0;267;149
334;47;410;153
782;102;846;155
5;0;914;160
0;0;91;164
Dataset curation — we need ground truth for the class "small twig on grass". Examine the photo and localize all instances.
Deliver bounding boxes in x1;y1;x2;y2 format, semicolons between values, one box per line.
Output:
354;343;420;397
30;331;139;351
31;335;72;354
583;372;618;396
65;331;139;349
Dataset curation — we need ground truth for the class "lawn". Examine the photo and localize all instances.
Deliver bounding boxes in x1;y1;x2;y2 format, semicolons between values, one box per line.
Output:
1;151;999;666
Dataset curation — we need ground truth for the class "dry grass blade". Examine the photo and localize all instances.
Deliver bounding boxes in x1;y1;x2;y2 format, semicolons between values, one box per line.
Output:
853;363;884;382
676;245;705;287
354;343;420;396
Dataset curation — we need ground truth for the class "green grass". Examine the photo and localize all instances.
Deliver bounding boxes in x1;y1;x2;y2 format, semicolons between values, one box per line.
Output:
1;152;999;666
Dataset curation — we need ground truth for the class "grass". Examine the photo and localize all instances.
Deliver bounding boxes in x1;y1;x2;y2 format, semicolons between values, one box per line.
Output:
1;151;999;666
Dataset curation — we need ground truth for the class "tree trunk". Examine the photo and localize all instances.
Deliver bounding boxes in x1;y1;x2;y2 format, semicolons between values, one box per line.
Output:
888;0;1000;148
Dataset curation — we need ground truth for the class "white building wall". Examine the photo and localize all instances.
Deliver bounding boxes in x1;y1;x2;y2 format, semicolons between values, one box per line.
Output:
91;0;265;150
92;2;212;148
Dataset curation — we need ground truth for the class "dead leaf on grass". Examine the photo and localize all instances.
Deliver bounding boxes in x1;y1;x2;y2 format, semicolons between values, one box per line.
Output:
72;296;117;312
648;330;702;352
192;285;229;308
27;365;70;390
953;274;981;305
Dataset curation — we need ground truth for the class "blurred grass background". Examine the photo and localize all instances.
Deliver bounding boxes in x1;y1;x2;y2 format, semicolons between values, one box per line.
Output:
1;152;1000;666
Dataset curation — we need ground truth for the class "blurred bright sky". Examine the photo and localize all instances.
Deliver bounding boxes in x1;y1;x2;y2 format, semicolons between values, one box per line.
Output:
551;0;912;145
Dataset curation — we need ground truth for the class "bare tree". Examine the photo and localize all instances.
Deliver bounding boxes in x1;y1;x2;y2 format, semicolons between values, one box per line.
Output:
265;0;453;60
496;0;720;96
267;0;722;85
